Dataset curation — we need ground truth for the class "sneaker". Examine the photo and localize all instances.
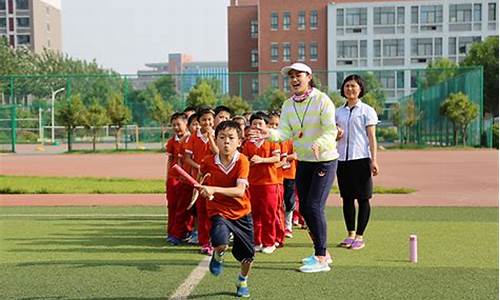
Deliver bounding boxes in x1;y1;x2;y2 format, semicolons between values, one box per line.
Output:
301;253;333;265
285;230;293;238
254;244;263;252
201;245;213;256
350;239;365;250
229;232;234;245
209;252;224;276
166;236;181;246
299;260;331;273
338;237;355;248
261;245;276;254
187;231;199;245
236;280;250;298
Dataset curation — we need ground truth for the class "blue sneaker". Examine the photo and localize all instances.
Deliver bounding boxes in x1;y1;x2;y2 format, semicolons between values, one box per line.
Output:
166;236;181;246
301;253;333;265
299;260;331;273
236;280;250;297
209;252;224;276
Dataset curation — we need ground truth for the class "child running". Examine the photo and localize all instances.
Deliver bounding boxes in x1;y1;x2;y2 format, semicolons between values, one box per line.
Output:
196;120;254;298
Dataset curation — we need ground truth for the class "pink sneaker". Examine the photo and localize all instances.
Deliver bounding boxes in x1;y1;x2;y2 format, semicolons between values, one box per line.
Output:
350;239;365;250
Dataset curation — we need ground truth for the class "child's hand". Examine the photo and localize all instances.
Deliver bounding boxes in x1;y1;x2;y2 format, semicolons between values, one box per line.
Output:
250;155;263;165
195;185;215;199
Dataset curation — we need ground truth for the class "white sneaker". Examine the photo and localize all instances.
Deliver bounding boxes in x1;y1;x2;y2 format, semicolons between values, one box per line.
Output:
299;261;331;273
261;245;276;254
254;244;263;252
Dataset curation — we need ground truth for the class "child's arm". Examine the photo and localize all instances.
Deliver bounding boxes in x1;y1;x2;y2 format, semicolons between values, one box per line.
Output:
184;152;200;173
207;132;219;155
250;153;280;164
195;182;246;199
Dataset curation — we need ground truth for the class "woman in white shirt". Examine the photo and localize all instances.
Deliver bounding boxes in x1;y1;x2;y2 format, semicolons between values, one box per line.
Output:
335;74;379;250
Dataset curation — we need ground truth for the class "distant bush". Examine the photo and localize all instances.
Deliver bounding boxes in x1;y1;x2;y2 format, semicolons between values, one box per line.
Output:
377;127;398;142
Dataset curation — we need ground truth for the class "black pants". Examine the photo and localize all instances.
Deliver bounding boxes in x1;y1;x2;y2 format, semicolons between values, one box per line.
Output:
342;198;370;235
283;178;296;213
295;160;337;257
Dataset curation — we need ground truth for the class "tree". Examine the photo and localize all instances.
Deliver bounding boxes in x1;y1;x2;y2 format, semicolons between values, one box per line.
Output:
186;81;217;108
423;58;458;88
55;94;86;151
327;91;345;109
362;92;384;116
148;90;173;144
196;77;222;98
462;36;499;117
107;92;132;150
440;92;479;146
221;95;252;115
402;99;421;144
360;72;386;115
83;99;110;152
267;89;288;112
153;75;177;102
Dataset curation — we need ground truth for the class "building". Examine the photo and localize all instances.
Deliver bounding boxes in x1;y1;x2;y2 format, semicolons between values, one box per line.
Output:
228;0;498;104
327;0;499;104
133;53;229;95
0;0;62;52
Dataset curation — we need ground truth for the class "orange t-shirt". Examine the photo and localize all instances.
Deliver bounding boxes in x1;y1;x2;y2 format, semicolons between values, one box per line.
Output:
185;130;215;177
165;135;185;178
283;139;297;180
242;140;281;186
200;152;251;220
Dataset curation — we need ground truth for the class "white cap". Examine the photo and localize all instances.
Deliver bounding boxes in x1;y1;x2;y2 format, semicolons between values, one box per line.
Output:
280;63;312;77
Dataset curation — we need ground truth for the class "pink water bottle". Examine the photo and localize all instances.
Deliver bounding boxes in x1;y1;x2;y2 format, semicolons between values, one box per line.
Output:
409;235;418;263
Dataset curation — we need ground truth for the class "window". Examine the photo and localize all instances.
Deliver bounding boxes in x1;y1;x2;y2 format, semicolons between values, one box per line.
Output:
489;3;497;21
449;4;472;22
411;6;418;24
374;7;395;25
271;43;279;61
360;40;367;58
271;74;279;89
310;42;318;60
251;79;259;95
0;18;5;28
283;77;290;92
283;12;290;30
283;43;291;61
250;20;258;38
338;40;358;58
271;12;278;30
397;7;405;24
0;0;5;10
251;49;258;67
458;36;481;54
411;38;433;56
474;4;482;21
47;39;51;48
298;11;305;30
435;38;442;55
448;37;457;55
346;8;367;26
15;0;28;10
420;5;443;23
16;34;30;44
16;17;29;27
46;23;50;32
298;42;305;61
337;9;344;26
374;40;381;57
310;10;318;29
383;39;404;57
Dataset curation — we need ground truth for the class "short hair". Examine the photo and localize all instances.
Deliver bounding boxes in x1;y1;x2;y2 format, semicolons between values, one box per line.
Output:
197;108;215;121
187;113;198;126
215;120;242;139
268;110;281;118
215;105;232;116
183;106;197;113
250;111;269;124
232;115;247;125
170;112;187;123
340;74;366;98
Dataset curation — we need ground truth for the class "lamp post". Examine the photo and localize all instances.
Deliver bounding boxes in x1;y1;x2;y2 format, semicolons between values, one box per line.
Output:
51;87;65;144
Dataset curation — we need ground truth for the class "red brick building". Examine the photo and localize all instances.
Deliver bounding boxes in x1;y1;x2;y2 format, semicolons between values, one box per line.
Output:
228;0;331;101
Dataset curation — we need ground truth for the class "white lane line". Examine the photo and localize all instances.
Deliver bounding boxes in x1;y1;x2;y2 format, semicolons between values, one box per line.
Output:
0;214;165;217
169;256;210;300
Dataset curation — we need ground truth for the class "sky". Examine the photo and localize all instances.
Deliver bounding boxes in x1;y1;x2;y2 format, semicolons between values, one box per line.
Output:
62;0;230;74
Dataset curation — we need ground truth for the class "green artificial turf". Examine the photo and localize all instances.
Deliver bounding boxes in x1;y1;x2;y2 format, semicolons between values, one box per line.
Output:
0;206;497;299
0;175;414;195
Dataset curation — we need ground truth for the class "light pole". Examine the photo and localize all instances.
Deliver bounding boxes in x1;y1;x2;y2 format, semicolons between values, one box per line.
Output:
51;87;65;144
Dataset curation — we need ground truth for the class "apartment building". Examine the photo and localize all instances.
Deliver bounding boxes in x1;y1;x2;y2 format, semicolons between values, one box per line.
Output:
328;0;498;103
0;0;62;52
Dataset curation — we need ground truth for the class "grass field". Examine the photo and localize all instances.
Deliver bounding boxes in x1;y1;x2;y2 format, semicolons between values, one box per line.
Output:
0;175;415;195
0;206;497;299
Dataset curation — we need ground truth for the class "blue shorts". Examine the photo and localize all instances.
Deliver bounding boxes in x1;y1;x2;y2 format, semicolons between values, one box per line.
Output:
210;214;255;262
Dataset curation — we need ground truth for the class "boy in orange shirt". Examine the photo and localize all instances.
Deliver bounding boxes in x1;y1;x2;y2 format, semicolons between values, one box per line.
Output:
184;108;218;255
165;113;190;245
196;120;254;298
242;112;281;254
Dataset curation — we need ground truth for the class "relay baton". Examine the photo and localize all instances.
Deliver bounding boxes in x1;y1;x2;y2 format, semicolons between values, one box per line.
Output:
172;164;213;205
187;173;211;209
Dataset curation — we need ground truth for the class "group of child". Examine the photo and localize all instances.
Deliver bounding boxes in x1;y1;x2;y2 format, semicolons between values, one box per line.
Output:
164;106;304;256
